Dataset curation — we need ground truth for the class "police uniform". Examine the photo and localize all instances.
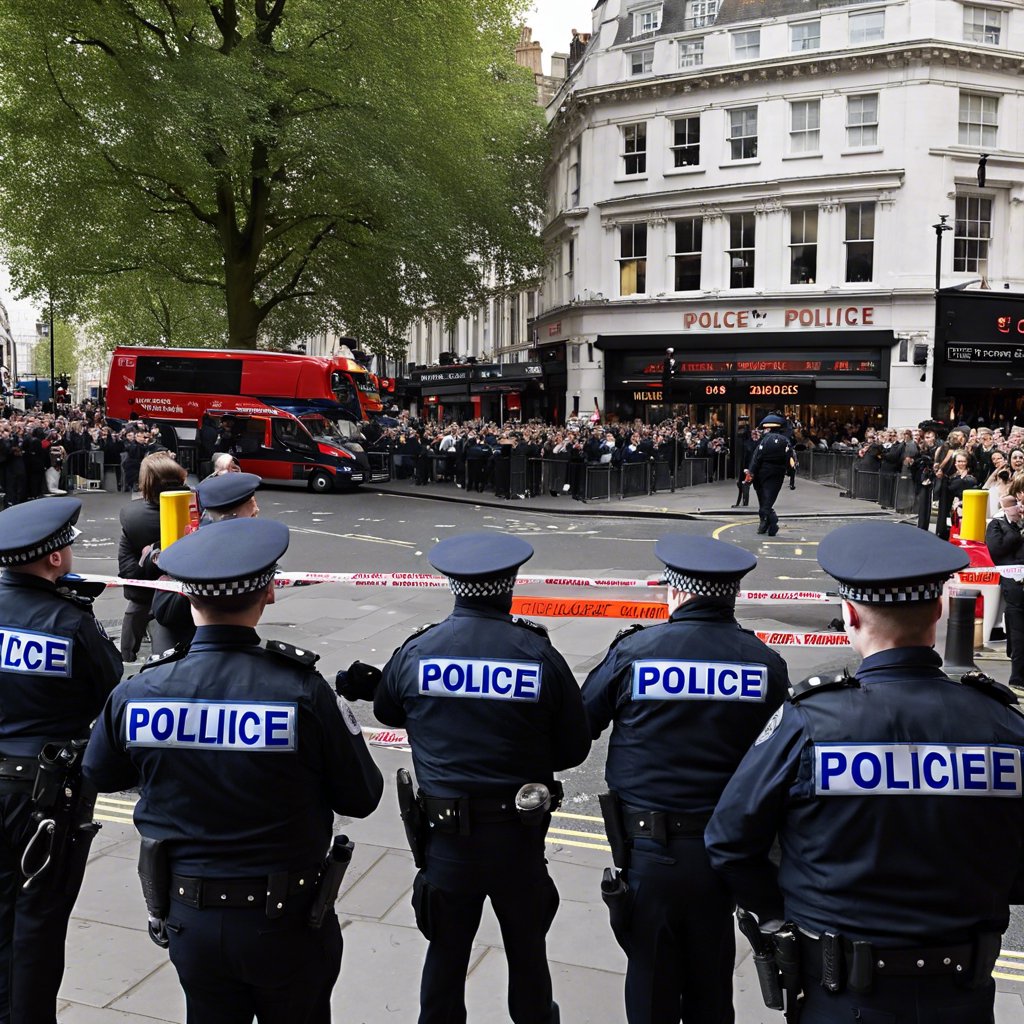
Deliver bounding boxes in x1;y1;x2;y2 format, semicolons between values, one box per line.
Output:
706;523;1024;1024
747;415;793;536
0;498;123;1024
83;519;384;1024
151;473;263;649
374;533;591;1024
581;536;789;1024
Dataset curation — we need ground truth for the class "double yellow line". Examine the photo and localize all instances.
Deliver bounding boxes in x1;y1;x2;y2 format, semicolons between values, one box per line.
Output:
994;949;1024;982
95;794;136;826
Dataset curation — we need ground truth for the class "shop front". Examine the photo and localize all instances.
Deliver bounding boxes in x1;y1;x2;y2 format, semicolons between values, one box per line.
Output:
411;362;545;423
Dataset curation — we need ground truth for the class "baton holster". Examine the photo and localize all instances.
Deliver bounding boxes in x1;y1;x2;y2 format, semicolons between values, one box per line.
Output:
736;908;784;1011
772;925;803;1024
598;791;630;871
308;835;354;929
397;768;427;868
600;866;634;954
138;837;171;947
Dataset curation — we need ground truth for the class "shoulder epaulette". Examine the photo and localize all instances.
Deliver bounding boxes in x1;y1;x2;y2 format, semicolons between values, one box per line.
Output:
609;623;645;649
397;622;438;652
789;670;859;703
513;616;548;638
960;670;1020;708
139;643;190;672
263;639;319;668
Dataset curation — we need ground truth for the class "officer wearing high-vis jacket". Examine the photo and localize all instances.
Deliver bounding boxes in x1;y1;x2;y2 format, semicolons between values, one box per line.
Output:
84;519;384;1024
374;533;591;1024
706;522;1024;1024
582;535;789;1024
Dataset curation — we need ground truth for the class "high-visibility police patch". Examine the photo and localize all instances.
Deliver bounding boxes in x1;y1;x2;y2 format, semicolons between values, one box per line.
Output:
418;658;542;702
815;743;1023;797
755;706;784;745
336;697;361;736
125;701;297;751
0;628;72;677
631;661;767;702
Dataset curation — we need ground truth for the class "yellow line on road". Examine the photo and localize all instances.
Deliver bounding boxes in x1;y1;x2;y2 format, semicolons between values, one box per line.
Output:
994;971;1024;982
546;837;610;852
549;826;608;840
999;950;1024;959
292;527;415;548
712;522;748;540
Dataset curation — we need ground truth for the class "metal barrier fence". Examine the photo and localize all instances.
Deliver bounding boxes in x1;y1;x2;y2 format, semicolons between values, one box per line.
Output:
64;450;104;491
795;450;919;515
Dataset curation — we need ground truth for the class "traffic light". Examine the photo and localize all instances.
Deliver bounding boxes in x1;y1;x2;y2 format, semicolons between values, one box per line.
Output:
661;348;676;394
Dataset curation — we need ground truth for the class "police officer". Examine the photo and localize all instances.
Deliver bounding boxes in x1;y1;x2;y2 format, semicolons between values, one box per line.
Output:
0;497;123;1024
83;519;384;1024
582;536;789;1024
746;414;793;536
150;472;263;650
706;522;1024;1023
373;533;591;1024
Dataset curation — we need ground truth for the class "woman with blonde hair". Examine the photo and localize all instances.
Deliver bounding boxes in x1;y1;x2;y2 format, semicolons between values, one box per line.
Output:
117;452;187;660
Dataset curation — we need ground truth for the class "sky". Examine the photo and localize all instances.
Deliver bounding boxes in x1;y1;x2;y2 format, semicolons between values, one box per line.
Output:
527;0;596;73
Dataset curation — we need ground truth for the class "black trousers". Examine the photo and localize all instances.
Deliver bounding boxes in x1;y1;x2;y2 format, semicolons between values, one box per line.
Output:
0;790;92;1024
916;482;933;531
166;898;342;1024
1004;601;1024;689
618;837;735;1024
799;973;994;1023
753;471;785;533
416;822;559;1024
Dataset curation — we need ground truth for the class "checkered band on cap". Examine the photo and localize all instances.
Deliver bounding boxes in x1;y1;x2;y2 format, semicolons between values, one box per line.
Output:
181;566;278;598
446;573;518;599
837;579;947;604
0;523;78;567
662;567;740;598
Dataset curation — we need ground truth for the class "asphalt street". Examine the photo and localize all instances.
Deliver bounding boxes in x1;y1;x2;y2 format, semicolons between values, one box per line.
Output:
73;483;1024;962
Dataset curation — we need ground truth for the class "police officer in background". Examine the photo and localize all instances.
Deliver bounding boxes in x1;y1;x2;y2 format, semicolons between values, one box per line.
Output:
582;536;789;1024
0;497;123;1024
746;414;793;536
83;519;384;1024
374;533;591;1024
707;522;1024;1024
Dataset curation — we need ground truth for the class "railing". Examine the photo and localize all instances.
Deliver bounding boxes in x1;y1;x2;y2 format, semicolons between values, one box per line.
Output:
63;449;104;491
795;450;919;516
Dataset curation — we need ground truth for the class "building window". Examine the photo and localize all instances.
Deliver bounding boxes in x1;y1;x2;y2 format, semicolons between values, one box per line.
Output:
790;99;820;153
958;92;998;147
679;38;704;67
633;5;663;36
847;94;879;147
732;29;760;59
685;0;719;29
790;207;818;284
630;48;654;76
954;195;992;273
728;107;758;160
569;141;581;206
964;5;1001;45
619;223;648;296
623;123;647;175
849;10;885;45
845;202;875;283
567;238;576;285
791;21;820;51
671;116;701;167
673;218;703;290
727;213;755;288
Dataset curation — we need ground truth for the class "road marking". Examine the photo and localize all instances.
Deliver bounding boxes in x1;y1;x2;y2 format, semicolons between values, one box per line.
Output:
546;837;610;852
553;811;605;824
998;951;1024;960
762;541;819;546
292;527;414;548
548;825;609;840
712;522;747;540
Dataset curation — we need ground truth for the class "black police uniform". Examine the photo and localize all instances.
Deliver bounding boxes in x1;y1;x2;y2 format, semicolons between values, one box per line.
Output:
83;519;384;1024
986;511;1024;689
0;498;123;1024
582;536;789;1024
707;522;1024;1024
374;533;591;1024
747;417;792;536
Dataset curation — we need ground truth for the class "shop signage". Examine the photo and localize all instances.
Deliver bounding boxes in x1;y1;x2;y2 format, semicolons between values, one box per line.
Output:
631;382;813;402
946;344;1024;366
636;357;880;376
414;368;470;384
681;306;876;331
938;292;1024;350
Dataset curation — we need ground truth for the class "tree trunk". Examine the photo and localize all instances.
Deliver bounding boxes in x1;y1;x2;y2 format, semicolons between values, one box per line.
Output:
224;255;261;349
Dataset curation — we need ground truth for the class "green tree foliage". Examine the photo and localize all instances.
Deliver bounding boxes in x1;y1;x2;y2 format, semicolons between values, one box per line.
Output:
31;319;77;380
0;1;545;352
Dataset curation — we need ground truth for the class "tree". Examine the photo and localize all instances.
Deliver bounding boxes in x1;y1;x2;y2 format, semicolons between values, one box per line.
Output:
31;320;78;381
0;1;545;349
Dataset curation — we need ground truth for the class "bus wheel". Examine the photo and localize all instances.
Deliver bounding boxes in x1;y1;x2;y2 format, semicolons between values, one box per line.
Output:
309;470;334;494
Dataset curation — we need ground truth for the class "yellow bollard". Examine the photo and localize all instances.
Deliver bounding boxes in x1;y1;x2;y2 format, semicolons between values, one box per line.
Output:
959;489;989;543
160;490;194;552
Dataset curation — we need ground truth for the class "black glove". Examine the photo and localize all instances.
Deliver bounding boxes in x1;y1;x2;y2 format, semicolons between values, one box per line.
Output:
335;661;382;702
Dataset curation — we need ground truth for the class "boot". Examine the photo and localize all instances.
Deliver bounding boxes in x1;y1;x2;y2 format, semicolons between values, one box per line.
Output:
756;517;768;535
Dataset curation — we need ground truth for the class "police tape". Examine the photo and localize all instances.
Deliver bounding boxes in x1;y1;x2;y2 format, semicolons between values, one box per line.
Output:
362;727;411;750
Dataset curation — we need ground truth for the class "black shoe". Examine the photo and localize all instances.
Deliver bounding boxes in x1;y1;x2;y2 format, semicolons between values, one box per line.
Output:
730;502;741;508
789;483;796;490
767;525;779;536
756;522;768;535
742;499;749;506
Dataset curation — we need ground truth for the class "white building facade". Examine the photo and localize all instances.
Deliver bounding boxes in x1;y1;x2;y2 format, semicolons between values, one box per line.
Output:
532;0;1024;432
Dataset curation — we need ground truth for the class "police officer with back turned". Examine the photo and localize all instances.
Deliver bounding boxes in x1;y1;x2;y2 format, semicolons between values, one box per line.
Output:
747;414;793;536
582;535;789;1024
374;532;591;1024
0;497;123;1024
707;522;1024;1024
84;518;384;1024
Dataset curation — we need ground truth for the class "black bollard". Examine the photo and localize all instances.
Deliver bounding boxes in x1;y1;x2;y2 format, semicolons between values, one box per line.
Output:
944;588;981;675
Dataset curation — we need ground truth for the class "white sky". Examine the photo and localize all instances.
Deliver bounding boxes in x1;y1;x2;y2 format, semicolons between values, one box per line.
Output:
527;0;596;73
0;266;39;337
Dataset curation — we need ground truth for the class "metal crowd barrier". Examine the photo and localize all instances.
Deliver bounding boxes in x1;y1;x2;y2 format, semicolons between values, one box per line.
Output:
64;449;104;491
794;450;921;516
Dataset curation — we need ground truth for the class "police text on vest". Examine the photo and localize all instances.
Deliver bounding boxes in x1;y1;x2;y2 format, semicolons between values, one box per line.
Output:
0;628;71;677
418;658;542;702
815;743;1023;796
631;661;767;701
125;701;297;750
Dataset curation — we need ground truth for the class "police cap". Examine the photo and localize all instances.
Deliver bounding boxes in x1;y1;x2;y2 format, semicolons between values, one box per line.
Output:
197;472;261;512
818;522;969;604
760;414;787;429
159;518;288;598
0;497;82;567
429;532;533;598
655;534;756;599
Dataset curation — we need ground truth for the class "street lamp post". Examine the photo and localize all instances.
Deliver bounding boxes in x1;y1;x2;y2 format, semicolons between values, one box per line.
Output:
48;299;55;412
932;214;952;422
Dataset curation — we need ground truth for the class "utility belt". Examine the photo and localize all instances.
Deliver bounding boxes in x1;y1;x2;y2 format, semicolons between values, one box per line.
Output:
170;867;319;913
420;781;564;835
0;756;40;792
622;807;711;843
